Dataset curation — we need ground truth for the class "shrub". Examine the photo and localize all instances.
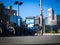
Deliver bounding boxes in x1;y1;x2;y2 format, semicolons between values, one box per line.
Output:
49;30;56;33
58;29;60;33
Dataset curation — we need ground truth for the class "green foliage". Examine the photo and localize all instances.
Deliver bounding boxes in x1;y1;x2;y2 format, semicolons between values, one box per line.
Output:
49;30;56;33
58;29;60;33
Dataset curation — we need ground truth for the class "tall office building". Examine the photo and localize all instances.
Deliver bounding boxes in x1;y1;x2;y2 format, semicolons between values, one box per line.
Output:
48;8;54;25
48;7;57;25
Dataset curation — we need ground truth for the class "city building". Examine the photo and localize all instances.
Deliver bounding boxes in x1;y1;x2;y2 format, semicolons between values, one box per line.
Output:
10;15;22;27
35;16;40;25
0;2;22;27
47;8;57;25
25;16;35;26
45;17;48;25
45;7;60;32
0;2;17;23
57;15;60;28
25;16;40;26
4;6;17;16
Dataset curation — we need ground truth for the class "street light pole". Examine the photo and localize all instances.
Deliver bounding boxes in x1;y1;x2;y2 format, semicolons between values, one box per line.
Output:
18;4;19;16
14;1;23;35
14;1;23;16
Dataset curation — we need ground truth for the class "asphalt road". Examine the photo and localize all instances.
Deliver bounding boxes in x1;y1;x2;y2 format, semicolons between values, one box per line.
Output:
0;35;60;44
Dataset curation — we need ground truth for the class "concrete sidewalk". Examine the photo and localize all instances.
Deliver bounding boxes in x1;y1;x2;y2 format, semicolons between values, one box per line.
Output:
35;33;60;36
43;33;60;35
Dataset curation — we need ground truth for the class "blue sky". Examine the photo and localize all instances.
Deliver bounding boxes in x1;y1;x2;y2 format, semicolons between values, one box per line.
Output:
0;0;60;19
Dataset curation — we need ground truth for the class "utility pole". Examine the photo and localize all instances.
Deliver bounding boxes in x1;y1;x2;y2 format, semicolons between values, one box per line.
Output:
40;0;43;36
